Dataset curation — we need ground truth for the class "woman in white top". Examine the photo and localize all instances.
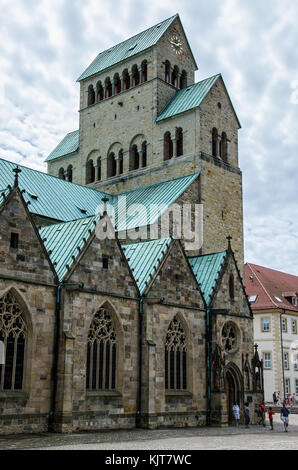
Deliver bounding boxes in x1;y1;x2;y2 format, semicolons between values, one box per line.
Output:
233;404;240;426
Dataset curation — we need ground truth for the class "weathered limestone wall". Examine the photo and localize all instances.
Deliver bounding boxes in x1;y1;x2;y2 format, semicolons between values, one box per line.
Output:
139;242;207;429
0;191;56;434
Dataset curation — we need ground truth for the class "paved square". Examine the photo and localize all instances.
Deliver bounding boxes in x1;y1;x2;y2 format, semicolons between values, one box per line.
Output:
0;415;298;450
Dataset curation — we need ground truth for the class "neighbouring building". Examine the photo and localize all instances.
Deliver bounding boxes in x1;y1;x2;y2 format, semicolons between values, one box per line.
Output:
0;14;263;434
245;263;298;402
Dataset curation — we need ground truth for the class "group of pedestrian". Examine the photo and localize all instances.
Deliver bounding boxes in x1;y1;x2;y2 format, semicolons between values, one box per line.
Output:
232;399;292;432
273;391;296;407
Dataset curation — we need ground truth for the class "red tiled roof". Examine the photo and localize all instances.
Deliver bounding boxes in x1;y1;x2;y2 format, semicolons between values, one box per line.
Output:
244;263;298;312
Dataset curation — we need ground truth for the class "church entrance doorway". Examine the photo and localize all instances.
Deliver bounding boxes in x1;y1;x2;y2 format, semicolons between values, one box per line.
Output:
225;363;243;425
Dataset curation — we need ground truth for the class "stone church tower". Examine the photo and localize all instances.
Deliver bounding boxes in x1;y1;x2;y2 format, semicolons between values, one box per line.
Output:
0;14;263;434
46;14;244;267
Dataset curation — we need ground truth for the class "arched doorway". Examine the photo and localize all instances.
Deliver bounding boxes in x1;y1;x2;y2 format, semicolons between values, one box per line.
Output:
225;363;244;424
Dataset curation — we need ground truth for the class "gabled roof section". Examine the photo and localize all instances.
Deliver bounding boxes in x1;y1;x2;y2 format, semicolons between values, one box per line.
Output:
122;238;172;295
189;251;227;305
40;216;98;281
245;263;298;312
45;130;79;163
115;172;199;230
156;74;221;122
77;15;178;82
0;158;109;222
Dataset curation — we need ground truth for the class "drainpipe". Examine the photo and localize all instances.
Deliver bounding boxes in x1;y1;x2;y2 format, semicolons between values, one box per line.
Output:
206;306;211;426
280;310;286;401
136;296;164;428
48;281;84;431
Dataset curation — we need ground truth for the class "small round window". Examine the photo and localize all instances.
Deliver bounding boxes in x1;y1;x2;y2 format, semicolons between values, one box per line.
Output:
222;322;238;353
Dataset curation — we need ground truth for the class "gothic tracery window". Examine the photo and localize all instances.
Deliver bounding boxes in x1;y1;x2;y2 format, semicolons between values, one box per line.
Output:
222;323;237;353
0;292;27;391
165;316;187;391
86;307;117;391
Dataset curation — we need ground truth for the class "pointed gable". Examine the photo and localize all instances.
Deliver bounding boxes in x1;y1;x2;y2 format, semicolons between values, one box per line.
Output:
66;230;138;299
147;240;204;309
122;238;171;295
0;189;57;284
189;252;227;306
40;215;98;281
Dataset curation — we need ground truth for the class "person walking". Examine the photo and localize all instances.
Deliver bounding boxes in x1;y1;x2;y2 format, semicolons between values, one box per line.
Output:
244;402;250;428
286;395;291;406
280;402;290;432
277;392;281;406
291;394;296;406
258;401;266;427
273;392;277;405
233;403;240;426
268;407;275;430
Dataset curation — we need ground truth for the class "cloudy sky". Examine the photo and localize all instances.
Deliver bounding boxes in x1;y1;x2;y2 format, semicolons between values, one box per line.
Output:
0;0;297;274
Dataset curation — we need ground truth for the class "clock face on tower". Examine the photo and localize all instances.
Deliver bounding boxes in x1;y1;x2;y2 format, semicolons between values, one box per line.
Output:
169;34;183;55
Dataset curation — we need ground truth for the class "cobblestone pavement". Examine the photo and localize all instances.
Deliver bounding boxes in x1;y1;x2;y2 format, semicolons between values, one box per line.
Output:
0;415;298;450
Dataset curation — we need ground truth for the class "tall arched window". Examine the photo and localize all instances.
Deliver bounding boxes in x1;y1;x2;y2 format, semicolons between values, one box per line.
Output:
141;60;148;82
141;141;147;168
118;149;123;175
96;81;104;102
58;167;65;180
123;69;130;91
176;128;183;157
0;292;27;391
212;128;218;157
180;70;187;89
171;66;179;87
132;65;140;87
165;316;187;391
86;159;95;184
86;307;117;391
88;85;95;106
165;61;171;83
107;153;117;178
97;157;101;181
105;77;112;98
130;145;139;170
66;165;73;182
221;132;228;162
164;132;173;161
114;74;121;95
229;274;235;300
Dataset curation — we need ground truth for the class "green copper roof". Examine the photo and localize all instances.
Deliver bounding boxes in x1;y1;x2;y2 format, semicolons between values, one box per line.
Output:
0;158;109;222
189;251;227;305
77;15;178;81
156;74;221;122
45;130;79;163
40;216;98;281
115;172;199;231
122;238;172;295
0;158;199;228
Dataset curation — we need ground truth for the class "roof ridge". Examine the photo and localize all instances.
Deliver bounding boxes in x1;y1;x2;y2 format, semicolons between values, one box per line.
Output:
245;262;298;279
122;236;171;247
188;250;227;259
118;171;199;196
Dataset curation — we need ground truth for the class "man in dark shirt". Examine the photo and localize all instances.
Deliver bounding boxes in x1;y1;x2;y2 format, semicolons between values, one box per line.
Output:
280;403;290;432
